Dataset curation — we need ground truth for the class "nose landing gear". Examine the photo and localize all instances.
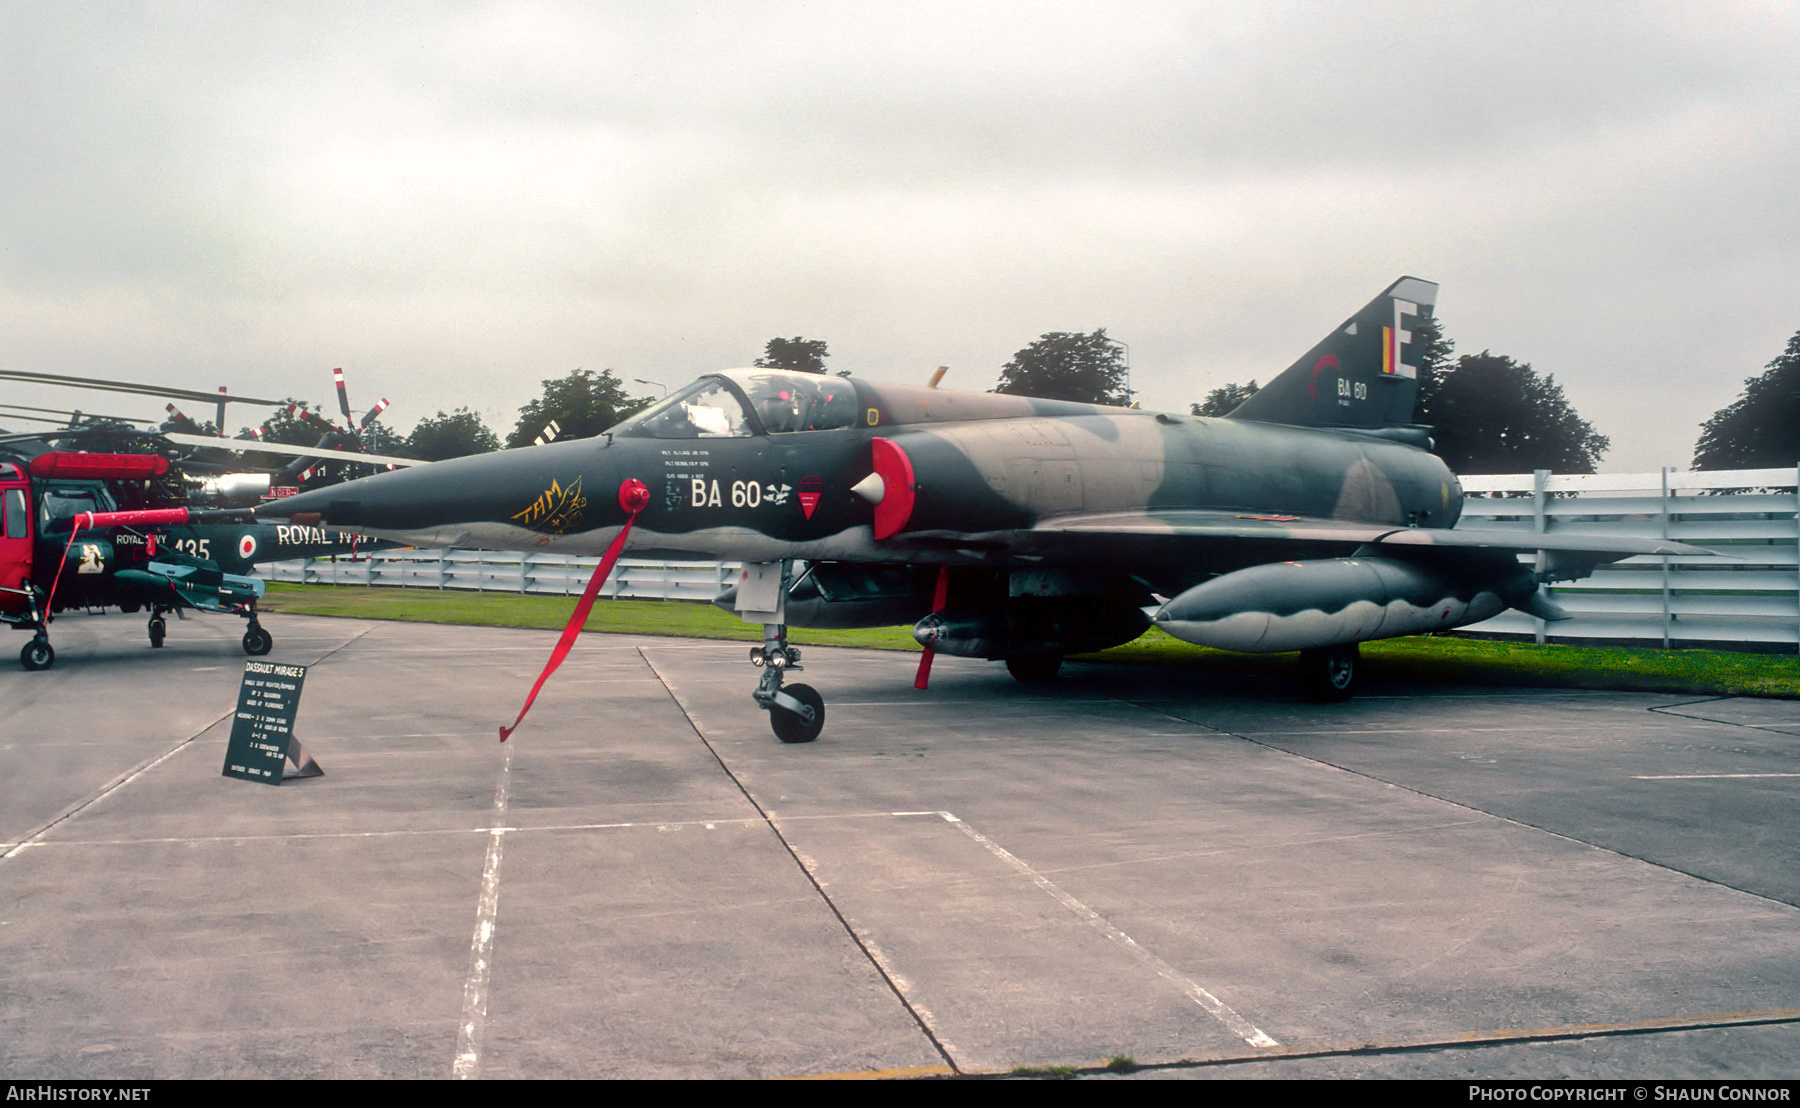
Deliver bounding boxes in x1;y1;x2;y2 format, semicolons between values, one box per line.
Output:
750;622;823;743
738;561;825;744
20;635;53;671
7;585;54;671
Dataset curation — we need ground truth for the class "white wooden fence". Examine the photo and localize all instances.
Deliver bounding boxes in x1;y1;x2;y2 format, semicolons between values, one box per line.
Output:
1457;466;1799;651
259;464;1800;651
260;549;740;603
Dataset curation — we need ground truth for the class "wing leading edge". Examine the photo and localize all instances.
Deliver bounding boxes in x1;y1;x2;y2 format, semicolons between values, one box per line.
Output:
1033;509;1711;559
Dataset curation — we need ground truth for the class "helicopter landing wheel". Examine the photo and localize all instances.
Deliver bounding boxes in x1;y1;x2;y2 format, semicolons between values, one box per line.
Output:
242;625;273;656
20;638;53;671
148;616;166;649
769;683;824;744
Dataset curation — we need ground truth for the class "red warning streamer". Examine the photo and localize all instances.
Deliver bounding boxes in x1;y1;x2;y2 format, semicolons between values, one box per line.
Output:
913;566;950;690
499;479;650;742
43;525;86;623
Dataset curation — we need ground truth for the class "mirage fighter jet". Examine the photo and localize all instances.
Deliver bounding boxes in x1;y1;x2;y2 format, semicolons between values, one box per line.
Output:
260;278;1706;742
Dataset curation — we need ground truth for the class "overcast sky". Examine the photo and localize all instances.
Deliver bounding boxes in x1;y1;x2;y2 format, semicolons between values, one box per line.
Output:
4;1;1797;470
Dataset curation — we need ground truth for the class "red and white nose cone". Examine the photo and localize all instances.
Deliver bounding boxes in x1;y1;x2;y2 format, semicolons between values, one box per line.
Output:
869;438;915;540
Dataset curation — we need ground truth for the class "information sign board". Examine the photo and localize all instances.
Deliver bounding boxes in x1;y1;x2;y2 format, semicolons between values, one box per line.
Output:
222;660;322;783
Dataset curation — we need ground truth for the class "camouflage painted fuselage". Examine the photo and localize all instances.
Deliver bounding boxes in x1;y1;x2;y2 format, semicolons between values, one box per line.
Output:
265;374;1462;599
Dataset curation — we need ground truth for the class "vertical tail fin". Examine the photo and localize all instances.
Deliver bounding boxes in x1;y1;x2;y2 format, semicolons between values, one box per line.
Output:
1226;276;1437;429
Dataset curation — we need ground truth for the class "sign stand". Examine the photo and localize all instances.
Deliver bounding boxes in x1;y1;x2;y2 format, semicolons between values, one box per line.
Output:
222;660;323;784
281;737;324;780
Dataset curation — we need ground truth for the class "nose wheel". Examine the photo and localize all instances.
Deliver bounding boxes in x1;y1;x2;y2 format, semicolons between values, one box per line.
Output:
20;636;53;671
749;621;824;743
769;682;824;744
737;561;829;744
9;589;53;671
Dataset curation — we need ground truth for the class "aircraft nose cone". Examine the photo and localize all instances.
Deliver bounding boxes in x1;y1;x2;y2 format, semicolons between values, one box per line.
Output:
252;462;451;531
252;441;637;542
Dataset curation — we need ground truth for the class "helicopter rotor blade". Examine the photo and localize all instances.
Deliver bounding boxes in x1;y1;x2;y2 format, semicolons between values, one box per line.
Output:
359;397;390;430
332;367;354;428
160;431;425;468
0;369;285;408
0;403;156;426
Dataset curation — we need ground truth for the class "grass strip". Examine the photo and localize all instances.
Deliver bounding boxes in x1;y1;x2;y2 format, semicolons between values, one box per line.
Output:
259;582;1799;699
257;582;920;650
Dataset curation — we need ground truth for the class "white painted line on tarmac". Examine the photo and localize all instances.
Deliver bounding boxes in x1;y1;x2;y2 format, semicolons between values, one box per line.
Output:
1239;726;1604;736
1632;773;1800;780
453;740;513;1080
1;716;226;863
936;811;1280;1050
301;732;509;741
21;815;765;850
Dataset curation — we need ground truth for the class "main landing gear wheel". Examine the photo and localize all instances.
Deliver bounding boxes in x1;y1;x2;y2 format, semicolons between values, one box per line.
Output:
242;625;273;656
770;683;824;744
20;638;53;671
1006;653;1063;684
1300;643;1360;702
148;616;166;649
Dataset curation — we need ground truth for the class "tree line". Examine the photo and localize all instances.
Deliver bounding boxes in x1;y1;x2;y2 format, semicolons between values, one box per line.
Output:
998;314;1797;475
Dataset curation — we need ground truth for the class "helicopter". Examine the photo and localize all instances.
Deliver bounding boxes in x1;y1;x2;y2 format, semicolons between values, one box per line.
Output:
1;368;422;670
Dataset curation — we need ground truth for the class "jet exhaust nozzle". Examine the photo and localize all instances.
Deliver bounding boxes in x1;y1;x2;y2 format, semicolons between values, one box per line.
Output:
198;473;272;505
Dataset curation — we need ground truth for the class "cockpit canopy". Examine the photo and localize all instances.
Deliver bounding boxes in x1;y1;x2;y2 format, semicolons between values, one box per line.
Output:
38;483;117;533
613;370;859;439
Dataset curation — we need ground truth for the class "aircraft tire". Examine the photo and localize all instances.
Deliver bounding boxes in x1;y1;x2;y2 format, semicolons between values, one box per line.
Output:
148;618;166;649
1005;654;1063;684
243;626;273;656
1301;643;1359;702
770;683;824;744
21;639;53;671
